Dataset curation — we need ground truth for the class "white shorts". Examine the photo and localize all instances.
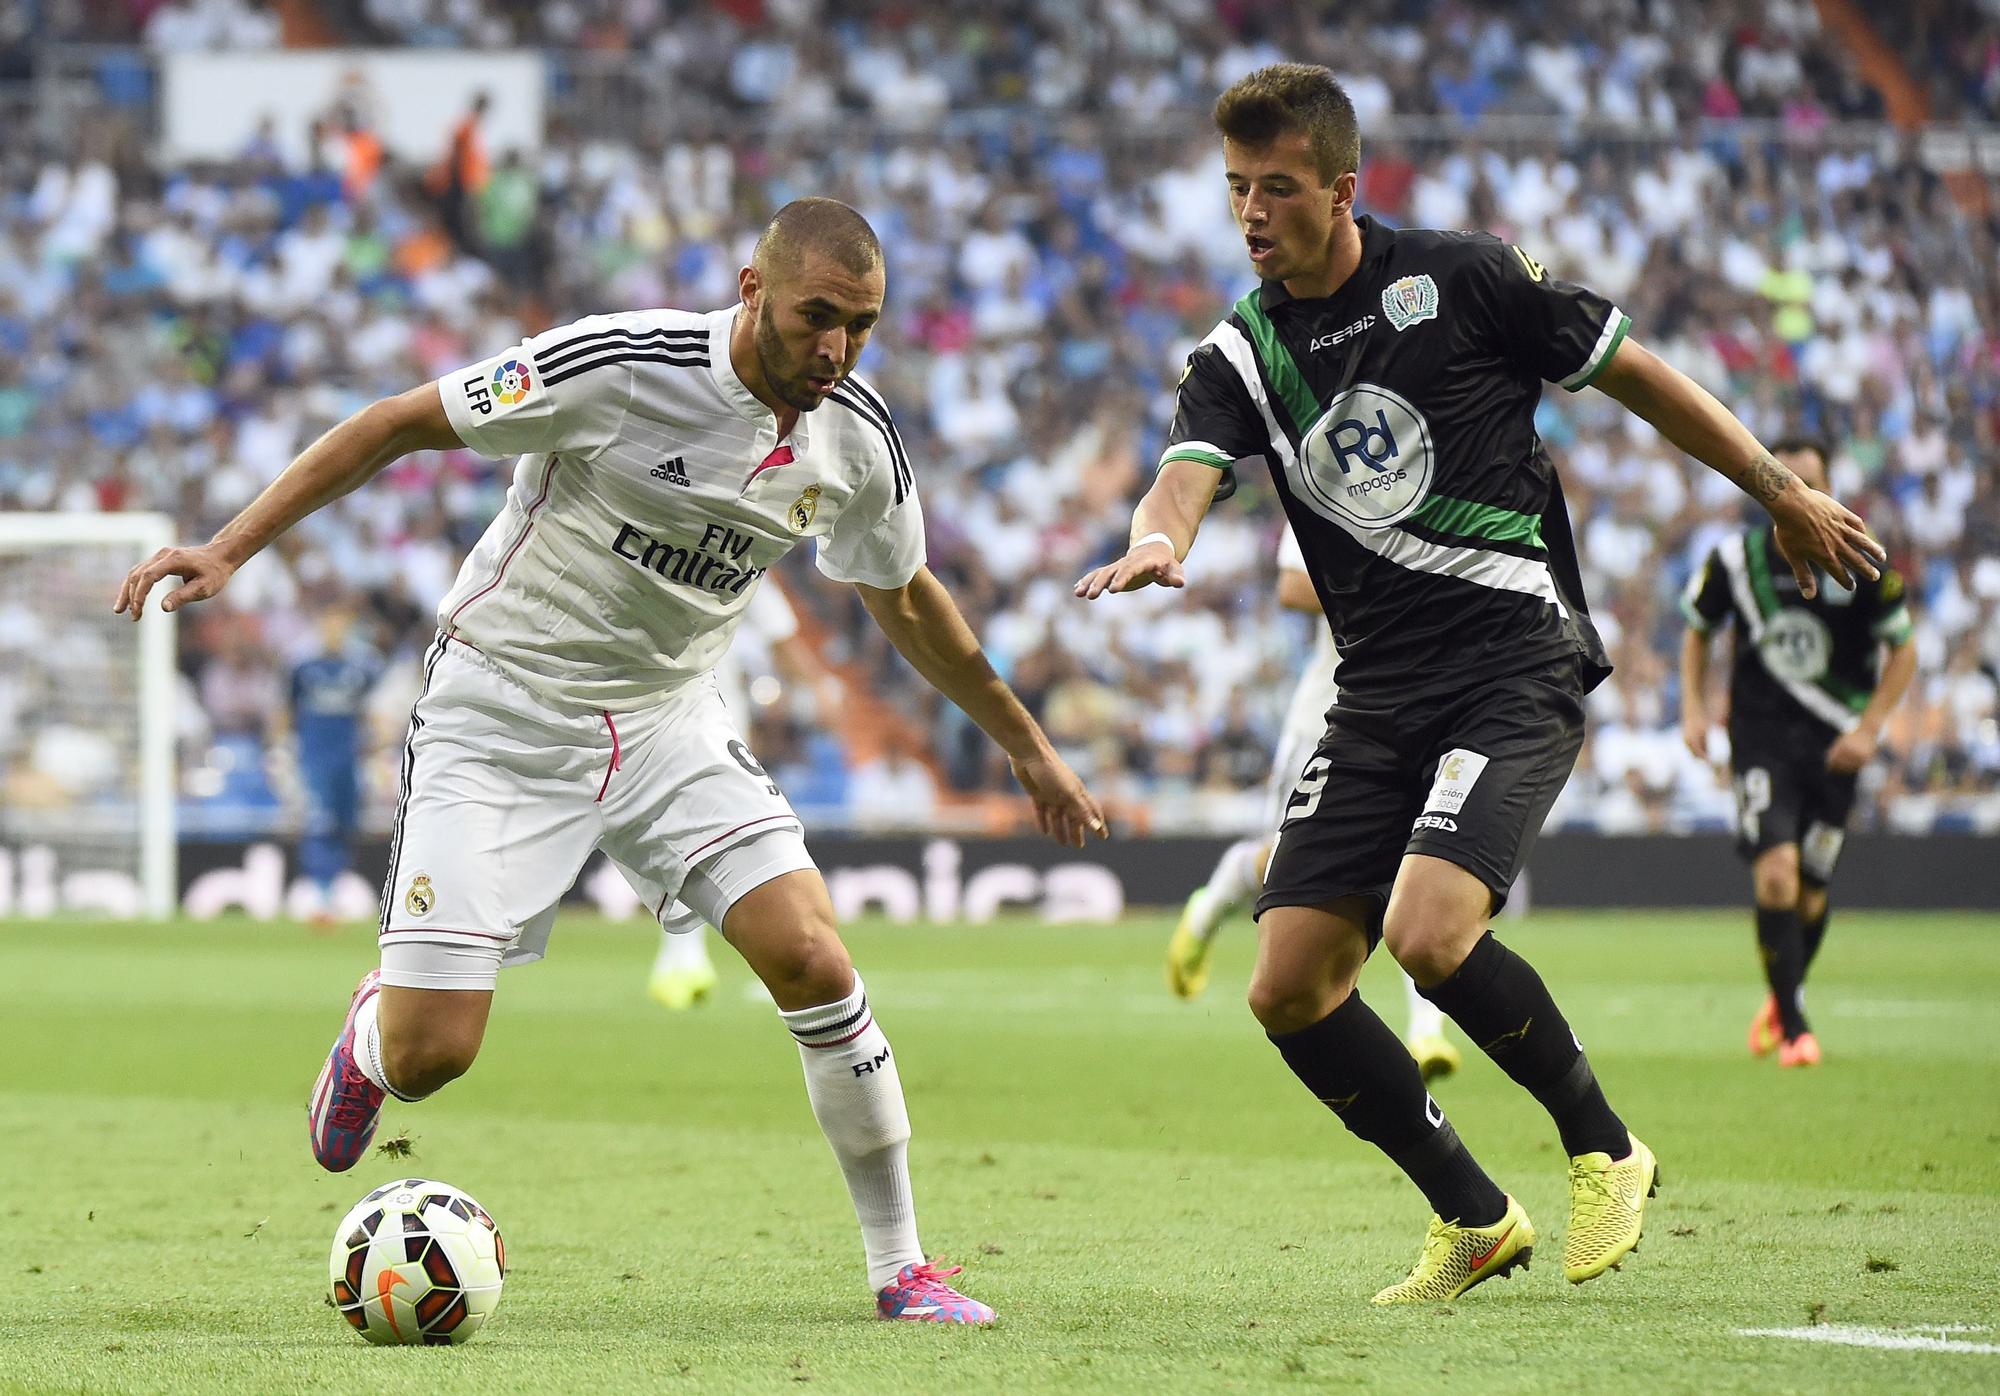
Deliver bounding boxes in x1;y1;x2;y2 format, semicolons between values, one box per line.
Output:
1264;651;1341;834
378;636;815;991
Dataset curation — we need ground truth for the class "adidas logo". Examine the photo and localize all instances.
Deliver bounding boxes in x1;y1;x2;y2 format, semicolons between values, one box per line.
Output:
650;456;692;487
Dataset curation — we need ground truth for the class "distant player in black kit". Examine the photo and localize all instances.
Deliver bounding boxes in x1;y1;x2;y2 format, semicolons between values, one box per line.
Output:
1077;65;1885;1304
1680;439;1916;1069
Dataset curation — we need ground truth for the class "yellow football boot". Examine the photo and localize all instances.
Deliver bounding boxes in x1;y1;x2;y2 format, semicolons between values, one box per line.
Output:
648;961;719;1011
1563;1134;1660;1284
1408;1033;1461;1083
1371;1195;1534;1304
1166;889;1219;999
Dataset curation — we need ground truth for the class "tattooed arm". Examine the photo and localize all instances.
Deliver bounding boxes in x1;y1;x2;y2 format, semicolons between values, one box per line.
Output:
1591;340;1883;596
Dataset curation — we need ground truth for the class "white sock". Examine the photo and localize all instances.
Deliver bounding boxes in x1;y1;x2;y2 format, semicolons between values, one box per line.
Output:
352;990;421;1102
653;926;715;976
1403;971;1446;1041
780;973;923;1291
1191;837;1267;939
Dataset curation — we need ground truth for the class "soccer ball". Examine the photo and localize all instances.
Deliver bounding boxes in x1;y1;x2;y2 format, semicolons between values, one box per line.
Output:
327;1178;505;1345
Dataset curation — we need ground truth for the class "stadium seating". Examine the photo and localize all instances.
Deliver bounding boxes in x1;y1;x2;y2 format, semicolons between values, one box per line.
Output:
1;3;1994;837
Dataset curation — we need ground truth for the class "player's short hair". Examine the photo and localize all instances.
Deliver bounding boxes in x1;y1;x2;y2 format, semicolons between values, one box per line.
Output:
752;197;883;282
1213;64;1359;184
1770;436;1831;468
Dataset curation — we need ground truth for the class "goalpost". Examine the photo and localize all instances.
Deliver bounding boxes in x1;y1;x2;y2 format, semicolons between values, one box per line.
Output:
0;513;177;919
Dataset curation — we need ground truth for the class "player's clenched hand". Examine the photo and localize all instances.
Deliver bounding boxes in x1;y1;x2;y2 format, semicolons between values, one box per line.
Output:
1825;725;1878;774
113;543;237;621
1073;540;1182;600
1009;751;1110;848
1680;710;1713;764
1770;488;1884;599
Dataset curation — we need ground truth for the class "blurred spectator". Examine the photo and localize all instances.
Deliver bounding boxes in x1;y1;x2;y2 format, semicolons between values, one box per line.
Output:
3;2;1996;838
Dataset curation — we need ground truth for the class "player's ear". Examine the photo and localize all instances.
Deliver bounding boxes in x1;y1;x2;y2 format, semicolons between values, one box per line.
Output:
1328;170;1357;219
738;263;762;312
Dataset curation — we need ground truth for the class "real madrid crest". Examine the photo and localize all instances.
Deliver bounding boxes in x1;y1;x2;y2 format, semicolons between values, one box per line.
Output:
787;484;822;533
404;874;436;918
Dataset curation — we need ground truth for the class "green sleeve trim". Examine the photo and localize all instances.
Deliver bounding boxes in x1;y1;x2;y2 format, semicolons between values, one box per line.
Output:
1158;446;1234;470
1679;595;1714;633
1566;312;1632;392
1872;608;1914;646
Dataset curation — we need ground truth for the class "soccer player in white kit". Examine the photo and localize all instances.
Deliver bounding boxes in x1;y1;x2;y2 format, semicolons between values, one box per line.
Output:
116;198;1108;1326
1166;525;1458;1081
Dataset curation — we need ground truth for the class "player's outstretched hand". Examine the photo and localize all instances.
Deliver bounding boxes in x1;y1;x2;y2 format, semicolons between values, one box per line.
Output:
1073;539;1182;600
113;543;236;621
1009;751;1110;848
1770;488;1884;599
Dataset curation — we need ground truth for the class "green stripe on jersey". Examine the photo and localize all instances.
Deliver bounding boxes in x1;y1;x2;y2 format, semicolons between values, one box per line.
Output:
1745;528;1781;620
1232;291;1320;439
1408;495;1545;549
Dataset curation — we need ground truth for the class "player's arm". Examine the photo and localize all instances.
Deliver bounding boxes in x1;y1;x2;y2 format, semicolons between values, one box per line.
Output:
1074;458;1224;599
114;384;461;619
1590;343;1883;596
856;566;1108;846
1678;629;1715;760
1827;581;1919;773
1276;566;1321;614
1677;548;1732;760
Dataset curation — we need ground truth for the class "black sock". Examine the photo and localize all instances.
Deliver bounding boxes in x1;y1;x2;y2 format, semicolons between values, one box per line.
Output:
1421;933;1629;1159
1756;905;1810;1038
1799;904;1830;978
1268;993;1507;1226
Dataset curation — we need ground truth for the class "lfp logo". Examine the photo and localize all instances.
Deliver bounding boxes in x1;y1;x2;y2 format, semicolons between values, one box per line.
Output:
1293;383;1433;529
491;359;533;405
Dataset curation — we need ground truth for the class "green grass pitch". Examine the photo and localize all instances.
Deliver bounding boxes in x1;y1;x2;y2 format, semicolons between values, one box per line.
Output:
2;908;1996;1394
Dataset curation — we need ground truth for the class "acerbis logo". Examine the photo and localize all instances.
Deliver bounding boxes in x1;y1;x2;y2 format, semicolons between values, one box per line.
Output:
1292;383;1434;529
1309;315;1375;352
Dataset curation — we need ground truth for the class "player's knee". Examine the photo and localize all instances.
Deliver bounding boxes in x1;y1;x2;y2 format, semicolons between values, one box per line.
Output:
1247;965;1356;1035
382;1026;480;1098
1797;884;1828;921
761;918;854;1008
1380;907;1483;986
1753;847;1800;908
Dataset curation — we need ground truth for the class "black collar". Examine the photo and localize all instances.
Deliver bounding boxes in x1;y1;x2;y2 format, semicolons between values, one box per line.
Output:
1257;214;1395;312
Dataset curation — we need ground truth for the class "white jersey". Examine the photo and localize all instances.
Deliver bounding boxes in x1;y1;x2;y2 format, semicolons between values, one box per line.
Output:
438;306;922;713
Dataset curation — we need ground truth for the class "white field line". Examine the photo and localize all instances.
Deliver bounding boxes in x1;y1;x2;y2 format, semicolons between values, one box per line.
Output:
1737;1324;2000;1354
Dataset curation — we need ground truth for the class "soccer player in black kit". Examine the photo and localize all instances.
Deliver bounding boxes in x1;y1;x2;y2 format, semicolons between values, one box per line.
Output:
1077;65;1885;1303
1680;439;1916;1069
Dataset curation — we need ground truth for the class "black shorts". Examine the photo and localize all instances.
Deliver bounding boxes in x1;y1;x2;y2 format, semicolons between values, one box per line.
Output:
1728;722;1856;885
1257;656;1588;944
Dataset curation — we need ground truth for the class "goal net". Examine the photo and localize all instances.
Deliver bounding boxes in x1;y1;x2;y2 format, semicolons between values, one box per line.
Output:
0;514;177;918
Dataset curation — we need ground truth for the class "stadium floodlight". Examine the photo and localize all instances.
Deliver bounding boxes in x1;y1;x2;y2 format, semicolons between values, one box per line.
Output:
0;512;177;919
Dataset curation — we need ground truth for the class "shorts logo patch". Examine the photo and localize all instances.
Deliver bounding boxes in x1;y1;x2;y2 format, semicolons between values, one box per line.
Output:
1413;813;1458;833
1801;822;1846;881
404;874;436;918
1424;749;1489;815
1381;274;1439;331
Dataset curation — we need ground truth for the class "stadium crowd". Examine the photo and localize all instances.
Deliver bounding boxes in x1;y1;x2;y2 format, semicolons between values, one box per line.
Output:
1;2;1997;839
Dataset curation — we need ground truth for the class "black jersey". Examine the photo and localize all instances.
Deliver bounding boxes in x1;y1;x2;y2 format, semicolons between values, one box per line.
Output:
1163;216;1621;707
1682;522;1913;739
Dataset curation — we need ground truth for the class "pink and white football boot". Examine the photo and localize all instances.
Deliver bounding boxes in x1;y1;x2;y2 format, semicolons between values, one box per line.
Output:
307;969;387;1172
876;1261;996;1325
